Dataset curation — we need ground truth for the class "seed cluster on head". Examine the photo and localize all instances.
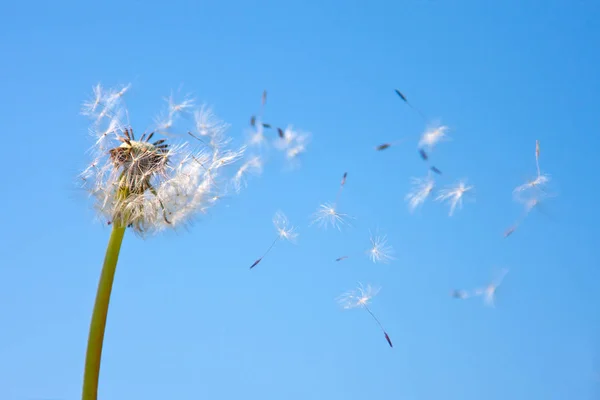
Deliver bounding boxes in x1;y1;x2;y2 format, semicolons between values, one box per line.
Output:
80;83;250;236
109;129;169;194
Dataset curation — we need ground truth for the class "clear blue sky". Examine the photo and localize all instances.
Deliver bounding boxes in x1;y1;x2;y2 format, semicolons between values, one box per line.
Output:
1;0;599;399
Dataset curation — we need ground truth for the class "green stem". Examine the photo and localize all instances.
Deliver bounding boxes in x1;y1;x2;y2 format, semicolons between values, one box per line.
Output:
82;224;127;400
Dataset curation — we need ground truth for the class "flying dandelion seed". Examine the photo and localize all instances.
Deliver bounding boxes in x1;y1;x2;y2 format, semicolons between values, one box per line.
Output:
367;232;395;264
81;83;104;117
450;289;470;299
513;173;550;201
334;171;348;207
474;269;509;307
513;140;552;204
375;138;408;152
418;124;449;154
405;173;435;213
249;211;298;269
435;179;474;217
503;193;555;238
311;203;353;230
81;84;131;124
247;90;275;147
167;93;195;118
535;139;541;177
274;125;311;167
246;123;268;148
232;155;263;193
337;283;393;348
312;173;353;230
394;88;427;121
335;230;395;264
191;105;231;143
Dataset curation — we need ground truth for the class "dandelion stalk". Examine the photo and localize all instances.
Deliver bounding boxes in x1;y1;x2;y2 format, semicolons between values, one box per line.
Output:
82;222;126;400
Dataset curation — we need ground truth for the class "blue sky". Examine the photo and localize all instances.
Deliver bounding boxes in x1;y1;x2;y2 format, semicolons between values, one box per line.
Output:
1;0;599;399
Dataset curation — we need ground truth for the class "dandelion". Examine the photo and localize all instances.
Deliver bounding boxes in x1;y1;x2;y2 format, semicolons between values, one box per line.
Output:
337;283;393;348
474;269;509;307
418;123;449;153
249;211;298;269
78;83;247;399
405;173;435;213
435;179;474;216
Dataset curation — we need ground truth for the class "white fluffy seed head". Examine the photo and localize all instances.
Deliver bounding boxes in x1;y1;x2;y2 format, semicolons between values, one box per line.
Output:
79;83;250;237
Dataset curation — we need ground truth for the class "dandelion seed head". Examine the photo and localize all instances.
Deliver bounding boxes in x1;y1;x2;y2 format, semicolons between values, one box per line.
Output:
80;83;247;237
337;283;380;309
